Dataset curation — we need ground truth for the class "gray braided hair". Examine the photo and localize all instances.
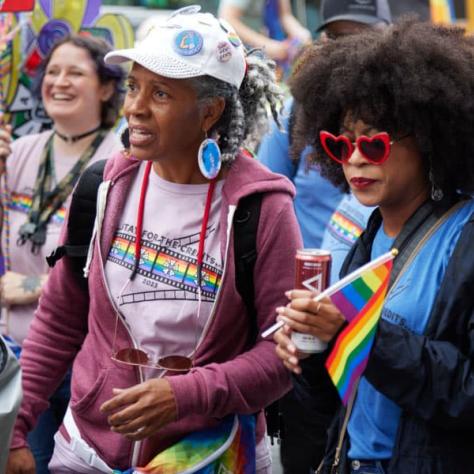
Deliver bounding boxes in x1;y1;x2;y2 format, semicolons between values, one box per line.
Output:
189;50;283;163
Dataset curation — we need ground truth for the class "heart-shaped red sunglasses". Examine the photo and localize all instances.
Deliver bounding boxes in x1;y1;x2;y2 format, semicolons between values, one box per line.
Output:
319;130;394;165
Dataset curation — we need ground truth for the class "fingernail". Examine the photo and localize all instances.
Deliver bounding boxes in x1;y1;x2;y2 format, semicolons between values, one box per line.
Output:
288;344;296;353
285;290;292;298
276;306;284;313
289;356;298;365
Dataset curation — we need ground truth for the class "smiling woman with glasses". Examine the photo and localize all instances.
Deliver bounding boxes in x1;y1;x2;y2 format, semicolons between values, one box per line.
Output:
273;19;474;474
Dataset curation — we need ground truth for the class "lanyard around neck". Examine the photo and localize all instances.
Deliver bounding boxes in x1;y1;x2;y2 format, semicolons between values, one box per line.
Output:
132;161;217;287
17;130;106;253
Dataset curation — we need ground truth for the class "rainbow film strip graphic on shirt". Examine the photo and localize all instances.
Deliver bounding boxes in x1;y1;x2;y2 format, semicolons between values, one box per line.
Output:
328;210;364;245
108;233;222;298
8;191;66;225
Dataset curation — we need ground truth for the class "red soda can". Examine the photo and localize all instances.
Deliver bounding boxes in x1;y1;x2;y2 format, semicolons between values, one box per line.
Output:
295;249;331;291
292;249;332;353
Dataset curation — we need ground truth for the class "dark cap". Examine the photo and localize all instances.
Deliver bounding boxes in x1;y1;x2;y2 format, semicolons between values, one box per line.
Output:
317;0;392;32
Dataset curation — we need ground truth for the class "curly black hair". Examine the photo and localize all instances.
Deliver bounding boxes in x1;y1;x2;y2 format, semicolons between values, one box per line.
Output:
289;19;474;195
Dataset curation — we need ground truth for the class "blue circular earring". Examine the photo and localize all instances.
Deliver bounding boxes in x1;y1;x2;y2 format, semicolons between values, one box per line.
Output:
198;137;222;180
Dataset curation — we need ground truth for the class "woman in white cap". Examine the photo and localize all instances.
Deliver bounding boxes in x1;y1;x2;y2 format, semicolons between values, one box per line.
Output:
7;6;301;474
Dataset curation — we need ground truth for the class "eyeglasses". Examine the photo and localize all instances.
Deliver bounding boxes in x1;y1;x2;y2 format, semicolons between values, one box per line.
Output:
111;348;193;372
111;292;198;373
319;130;400;165
110;274;201;374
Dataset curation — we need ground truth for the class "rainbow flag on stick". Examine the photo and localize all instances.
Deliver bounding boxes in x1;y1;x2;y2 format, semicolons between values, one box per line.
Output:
325;250;396;406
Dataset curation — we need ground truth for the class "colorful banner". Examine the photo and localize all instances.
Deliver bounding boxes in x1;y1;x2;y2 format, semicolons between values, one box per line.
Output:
1;0;134;138
0;0;34;13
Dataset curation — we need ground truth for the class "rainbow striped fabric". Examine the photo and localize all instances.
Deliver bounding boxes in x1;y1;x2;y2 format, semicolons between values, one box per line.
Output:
329;210;364;246
115;414;256;474
109;234;221;295
325;254;394;405
8;191;66;225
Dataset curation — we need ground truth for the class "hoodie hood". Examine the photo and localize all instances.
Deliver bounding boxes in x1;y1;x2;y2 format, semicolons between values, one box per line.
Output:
222;150;296;204
103;150;296;204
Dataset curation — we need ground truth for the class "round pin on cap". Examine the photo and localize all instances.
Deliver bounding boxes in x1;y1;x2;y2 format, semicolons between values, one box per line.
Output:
174;30;203;56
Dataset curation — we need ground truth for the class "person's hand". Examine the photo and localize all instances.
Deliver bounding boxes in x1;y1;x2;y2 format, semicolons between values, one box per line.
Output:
100;378;177;440
1;272;47;306
274;324;306;374
265;39;290;62
276;289;345;343
0;118;13;175
6;447;36;474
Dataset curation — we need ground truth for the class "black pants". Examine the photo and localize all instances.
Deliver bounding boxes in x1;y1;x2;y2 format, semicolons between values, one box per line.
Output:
280;391;331;474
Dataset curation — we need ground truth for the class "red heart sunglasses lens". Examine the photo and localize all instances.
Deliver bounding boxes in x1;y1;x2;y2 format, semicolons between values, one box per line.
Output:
320;132;352;163
358;136;389;163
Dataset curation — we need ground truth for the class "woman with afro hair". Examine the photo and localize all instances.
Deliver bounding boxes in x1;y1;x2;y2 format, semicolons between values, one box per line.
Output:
274;18;474;474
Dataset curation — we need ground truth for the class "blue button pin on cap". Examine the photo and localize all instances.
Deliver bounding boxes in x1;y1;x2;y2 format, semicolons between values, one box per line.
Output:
174;30;203;56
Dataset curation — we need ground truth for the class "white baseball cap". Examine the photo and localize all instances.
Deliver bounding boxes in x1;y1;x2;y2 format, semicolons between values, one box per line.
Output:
105;5;247;89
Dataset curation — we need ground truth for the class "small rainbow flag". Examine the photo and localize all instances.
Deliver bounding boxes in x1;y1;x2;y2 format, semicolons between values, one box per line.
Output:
325;250;396;406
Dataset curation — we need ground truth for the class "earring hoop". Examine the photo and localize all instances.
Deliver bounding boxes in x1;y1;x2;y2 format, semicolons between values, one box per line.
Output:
198;135;222;180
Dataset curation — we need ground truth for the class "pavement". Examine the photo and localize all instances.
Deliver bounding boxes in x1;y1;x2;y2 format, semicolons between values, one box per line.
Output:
269;438;284;474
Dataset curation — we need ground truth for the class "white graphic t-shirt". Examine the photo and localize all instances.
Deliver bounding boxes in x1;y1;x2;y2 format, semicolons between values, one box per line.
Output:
105;163;224;368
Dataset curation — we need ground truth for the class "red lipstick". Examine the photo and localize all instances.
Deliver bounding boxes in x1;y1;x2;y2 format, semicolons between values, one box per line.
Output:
350;177;376;189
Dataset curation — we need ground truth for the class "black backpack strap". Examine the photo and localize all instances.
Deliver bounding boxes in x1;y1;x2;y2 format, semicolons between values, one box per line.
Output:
46;160;106;288
233;193;262;342
233;193;282;441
